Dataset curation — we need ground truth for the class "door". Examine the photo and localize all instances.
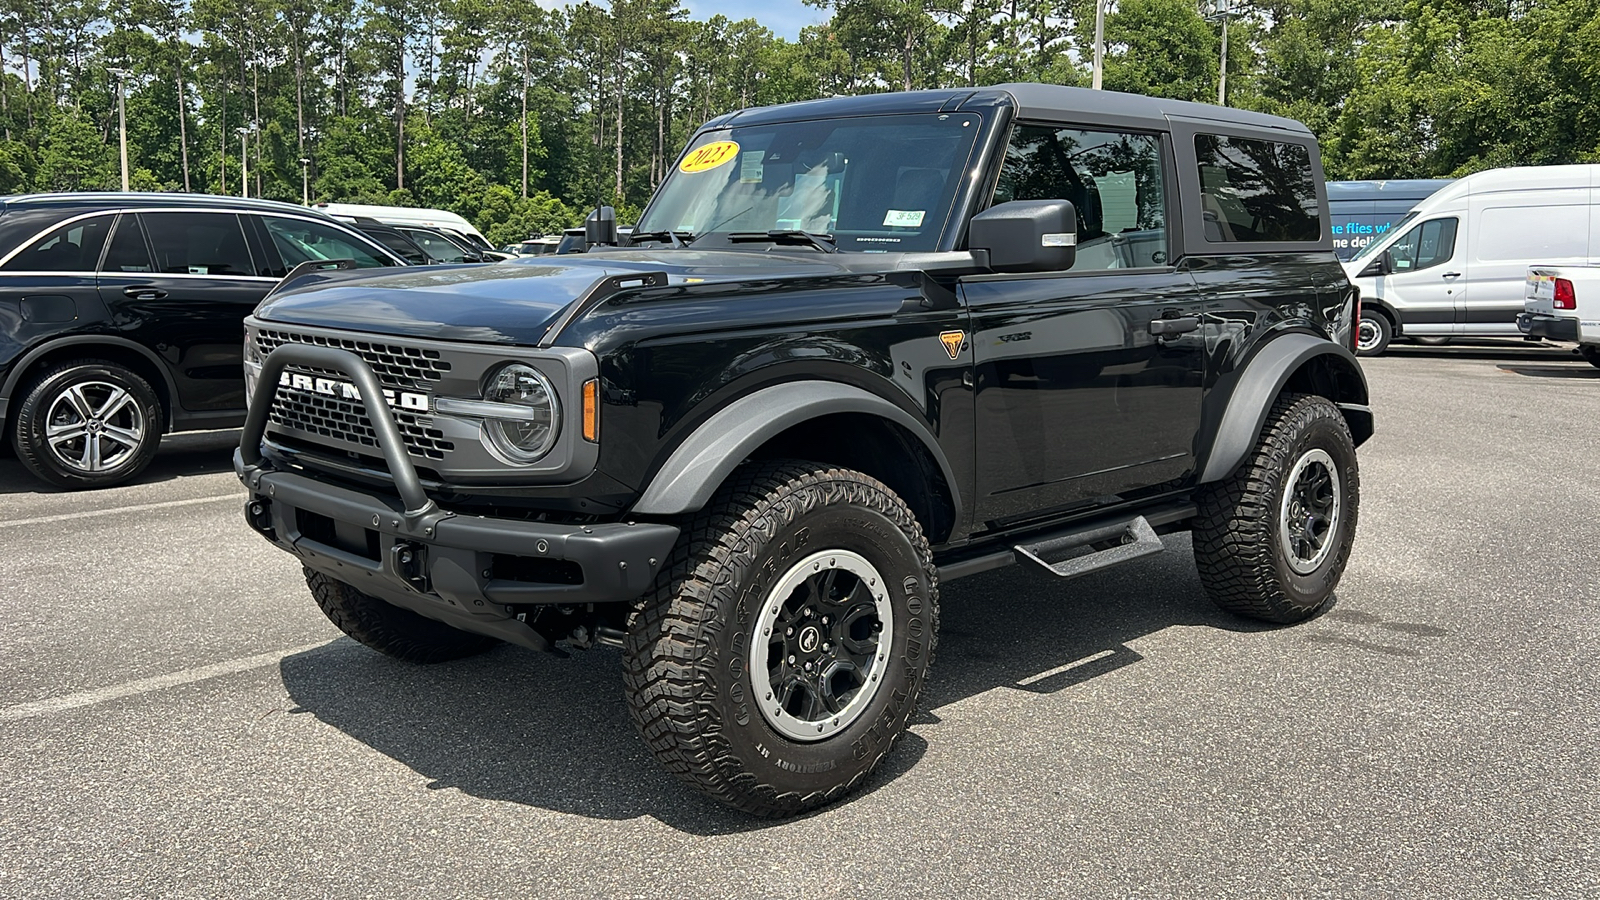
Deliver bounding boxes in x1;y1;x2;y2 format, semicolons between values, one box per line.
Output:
1465;198;1591;335
96;211;275;414
960;123;1204;529
1372;216;1462;336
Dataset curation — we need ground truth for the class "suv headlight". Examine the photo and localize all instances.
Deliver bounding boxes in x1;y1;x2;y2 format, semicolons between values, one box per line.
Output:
476;363;560;463
243;335;264;406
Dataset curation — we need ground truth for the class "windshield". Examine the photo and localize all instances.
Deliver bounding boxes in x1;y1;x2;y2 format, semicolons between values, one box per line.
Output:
1349;211;1417;262
637;113;984;253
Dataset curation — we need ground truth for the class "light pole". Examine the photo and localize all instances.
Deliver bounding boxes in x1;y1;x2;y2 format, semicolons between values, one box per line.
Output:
109;68;130;191
299;157;311;205
1091;0;1107;90
236;127;250;198
1206;0;1233;106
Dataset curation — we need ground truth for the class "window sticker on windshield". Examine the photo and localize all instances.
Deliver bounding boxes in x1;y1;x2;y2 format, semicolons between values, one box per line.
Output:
680;140;740;174
883;209;925;228
740;151;764;184
188;266;209;275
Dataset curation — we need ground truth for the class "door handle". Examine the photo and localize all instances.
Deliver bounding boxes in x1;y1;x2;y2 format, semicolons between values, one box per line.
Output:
122;286;168;300
1442;272;1461;279
1149;315;1201;336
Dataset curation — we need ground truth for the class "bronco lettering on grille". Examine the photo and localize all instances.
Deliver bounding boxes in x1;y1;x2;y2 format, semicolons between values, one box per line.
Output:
279;371;430;412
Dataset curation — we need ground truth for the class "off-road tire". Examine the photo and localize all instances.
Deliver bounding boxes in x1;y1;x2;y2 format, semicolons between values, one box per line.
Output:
1355;310;1392;356
305;568;499;663
12;359;163;489
1193;393;1359;623
623;460;938;817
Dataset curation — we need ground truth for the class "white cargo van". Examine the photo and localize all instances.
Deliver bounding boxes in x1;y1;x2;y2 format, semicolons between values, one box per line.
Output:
312;202;491;249
1343;165;1600;355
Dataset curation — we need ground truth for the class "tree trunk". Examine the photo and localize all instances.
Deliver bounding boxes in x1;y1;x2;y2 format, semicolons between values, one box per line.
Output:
176;41;190;191
614;43;624;201
219;89;227;194
0;39;9;142
395;41;406;190
521;44;529;198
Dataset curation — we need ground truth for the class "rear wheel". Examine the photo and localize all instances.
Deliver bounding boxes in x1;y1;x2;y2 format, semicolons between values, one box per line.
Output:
305;569;499;663
11;360;163;489
624;461;937;816
1580;346;1600;369
1193;393;1360;623
1355;311;1392;356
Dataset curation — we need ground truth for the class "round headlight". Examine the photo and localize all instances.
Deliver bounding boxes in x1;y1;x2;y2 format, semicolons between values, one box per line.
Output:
481;363;560;463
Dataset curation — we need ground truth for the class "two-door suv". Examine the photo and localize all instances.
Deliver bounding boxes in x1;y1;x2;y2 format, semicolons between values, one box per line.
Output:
237;84;1372;815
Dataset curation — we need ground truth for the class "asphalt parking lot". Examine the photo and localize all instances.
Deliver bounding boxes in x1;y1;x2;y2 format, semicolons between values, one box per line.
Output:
2;344;1597;898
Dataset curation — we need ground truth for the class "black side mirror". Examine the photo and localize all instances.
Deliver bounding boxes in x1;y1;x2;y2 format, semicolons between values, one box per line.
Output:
969;199;1077;273
585;206;618;248
1358;250;1394;278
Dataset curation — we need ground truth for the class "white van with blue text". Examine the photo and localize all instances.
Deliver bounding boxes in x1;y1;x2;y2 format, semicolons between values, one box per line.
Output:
1343;165;1600;355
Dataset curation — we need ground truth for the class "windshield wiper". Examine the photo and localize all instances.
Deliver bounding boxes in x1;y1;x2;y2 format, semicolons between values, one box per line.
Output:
726;230;839;253
627;229;694;248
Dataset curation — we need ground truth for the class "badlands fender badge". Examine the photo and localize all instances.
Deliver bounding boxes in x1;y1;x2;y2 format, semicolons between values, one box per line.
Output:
939;330;966;360
278;371;430;412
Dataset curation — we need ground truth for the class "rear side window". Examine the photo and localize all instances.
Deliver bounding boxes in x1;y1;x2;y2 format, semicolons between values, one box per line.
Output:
141;212;256;276
369;230;427;265
101;215;154;273
2;216;112;272
1194;135;1320;242
403;229;471;264
261;217;394;276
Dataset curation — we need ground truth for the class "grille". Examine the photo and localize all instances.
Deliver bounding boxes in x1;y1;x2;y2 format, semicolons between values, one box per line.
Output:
255;328;451;391
267;385;455;460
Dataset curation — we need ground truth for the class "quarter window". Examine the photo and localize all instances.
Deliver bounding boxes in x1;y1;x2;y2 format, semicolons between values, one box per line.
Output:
101;215;154;273
2;216;112;272
1386;218;1458;273
994;125;1167;269
1194;135;1320;242
141;212;256;276
261;217;393;276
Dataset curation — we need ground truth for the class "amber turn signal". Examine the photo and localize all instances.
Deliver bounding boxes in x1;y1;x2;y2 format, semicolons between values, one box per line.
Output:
581;378;599;442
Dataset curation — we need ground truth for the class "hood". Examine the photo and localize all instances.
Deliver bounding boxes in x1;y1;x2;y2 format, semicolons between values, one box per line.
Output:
253;250;857;346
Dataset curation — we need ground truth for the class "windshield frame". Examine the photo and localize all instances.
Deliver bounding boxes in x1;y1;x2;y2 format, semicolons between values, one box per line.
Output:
1349;210;1417;263
637;110;999;255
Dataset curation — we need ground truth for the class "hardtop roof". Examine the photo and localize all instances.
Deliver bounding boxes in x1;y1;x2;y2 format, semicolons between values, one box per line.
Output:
0;192;334;217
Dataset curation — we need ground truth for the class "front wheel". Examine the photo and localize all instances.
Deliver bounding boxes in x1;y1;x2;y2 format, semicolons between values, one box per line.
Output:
1192;393;1360;623
624;461;938;816
11;360;164;489
1355;311;1392;356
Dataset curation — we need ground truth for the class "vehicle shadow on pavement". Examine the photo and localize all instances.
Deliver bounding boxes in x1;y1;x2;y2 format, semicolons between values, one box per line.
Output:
279;534;1275;833
0;430;240;495
1493;364;1600;379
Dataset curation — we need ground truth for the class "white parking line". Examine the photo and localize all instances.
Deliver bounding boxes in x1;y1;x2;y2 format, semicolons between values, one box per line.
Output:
0;493;241;529
0;642;330;723
1016;649;1118;686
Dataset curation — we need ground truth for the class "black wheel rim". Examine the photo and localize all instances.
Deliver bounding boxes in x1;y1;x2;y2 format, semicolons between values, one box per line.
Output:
1279;448;1341;575
749;550;893;742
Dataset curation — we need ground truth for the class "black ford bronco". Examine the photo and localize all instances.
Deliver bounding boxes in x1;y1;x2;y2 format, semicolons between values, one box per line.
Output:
237;84;1371;815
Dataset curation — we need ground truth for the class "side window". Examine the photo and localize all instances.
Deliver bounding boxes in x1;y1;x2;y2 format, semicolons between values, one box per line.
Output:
261;217;394;274
100;215;154;273
404;230;470;264
1194;134;1321;242
1387;218;1459;273
370;231;427;265
2;216;112;272
994;125;1167;269
141;212;256;276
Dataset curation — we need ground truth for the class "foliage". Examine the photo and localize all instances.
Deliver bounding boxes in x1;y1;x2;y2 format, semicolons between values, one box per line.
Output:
1;0;1598;237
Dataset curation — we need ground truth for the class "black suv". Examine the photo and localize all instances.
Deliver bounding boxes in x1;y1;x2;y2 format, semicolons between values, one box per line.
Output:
0;193;404;488
237;85;1371;815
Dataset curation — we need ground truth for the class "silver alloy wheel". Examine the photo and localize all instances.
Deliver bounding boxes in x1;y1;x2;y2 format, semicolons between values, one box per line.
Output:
1356;318;1382;352
44;380;146;473
1279;448;1341;575
748;549;894;742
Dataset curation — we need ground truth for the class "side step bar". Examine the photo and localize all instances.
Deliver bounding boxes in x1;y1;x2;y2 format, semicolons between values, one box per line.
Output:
1013;516;1163;580
937;502;1195;582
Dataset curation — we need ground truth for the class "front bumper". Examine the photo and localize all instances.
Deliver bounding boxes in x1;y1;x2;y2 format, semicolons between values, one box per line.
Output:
237;343;678;651
1517;312;1579;342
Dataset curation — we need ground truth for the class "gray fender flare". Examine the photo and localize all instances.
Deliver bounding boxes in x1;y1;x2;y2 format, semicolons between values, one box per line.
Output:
630;380;961;522
1198;333;1372;484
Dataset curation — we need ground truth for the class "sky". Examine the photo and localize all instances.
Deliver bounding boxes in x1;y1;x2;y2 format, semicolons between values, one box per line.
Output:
533;0;825;41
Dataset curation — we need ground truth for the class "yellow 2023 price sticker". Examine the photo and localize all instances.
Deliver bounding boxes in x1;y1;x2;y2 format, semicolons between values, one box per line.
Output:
679;140;740;174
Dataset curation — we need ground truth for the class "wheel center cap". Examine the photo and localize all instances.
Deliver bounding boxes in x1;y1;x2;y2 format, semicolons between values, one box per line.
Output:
87;419;102;433
797;626;821;654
